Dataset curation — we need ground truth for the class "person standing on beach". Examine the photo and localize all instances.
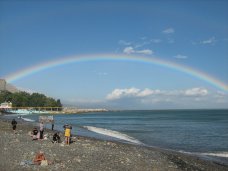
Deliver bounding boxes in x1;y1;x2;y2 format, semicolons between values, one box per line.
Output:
51;121;54;131
11;119;17;133
64;125;71;145
39;122;44;139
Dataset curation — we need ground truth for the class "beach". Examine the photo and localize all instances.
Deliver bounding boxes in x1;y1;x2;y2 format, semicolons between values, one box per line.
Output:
0;119;227;171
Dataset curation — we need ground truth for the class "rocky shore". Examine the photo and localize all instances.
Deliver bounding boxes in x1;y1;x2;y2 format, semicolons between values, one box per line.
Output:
0;119;227;171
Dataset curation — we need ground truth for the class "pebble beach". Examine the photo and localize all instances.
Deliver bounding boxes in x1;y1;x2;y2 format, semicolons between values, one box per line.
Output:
0;119;227;171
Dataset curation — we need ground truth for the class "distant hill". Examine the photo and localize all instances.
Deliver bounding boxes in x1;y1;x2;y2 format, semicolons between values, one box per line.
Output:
0;79;19;93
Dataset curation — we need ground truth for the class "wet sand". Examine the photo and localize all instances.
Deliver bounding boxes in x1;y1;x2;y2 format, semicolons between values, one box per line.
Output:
0;119;227;171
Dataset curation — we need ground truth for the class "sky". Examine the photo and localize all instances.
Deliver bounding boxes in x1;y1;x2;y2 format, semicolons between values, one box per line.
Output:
0;0;228;109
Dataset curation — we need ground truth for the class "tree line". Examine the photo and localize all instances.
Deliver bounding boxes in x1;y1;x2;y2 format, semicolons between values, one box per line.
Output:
0;90;62;109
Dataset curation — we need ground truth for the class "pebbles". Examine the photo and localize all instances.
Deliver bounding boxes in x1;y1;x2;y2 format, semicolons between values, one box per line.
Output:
0;119;228;171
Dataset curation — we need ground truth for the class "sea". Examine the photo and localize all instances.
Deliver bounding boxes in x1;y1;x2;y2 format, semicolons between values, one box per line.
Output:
3;109;228;164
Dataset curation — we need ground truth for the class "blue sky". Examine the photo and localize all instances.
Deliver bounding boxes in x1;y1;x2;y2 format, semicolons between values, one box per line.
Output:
0;0;228;109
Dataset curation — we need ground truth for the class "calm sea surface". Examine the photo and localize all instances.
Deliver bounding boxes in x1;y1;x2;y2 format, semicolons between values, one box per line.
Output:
4;109;228;163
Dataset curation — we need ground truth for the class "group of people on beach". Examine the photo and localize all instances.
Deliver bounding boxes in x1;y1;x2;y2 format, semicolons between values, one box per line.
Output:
11;118;73;145
31;122;44;140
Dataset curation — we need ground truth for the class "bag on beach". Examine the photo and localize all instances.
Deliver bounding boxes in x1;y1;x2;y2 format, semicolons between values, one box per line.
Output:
40;160;48;166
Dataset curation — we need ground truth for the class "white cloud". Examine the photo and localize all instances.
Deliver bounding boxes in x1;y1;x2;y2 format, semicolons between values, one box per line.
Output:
200;37;216;44
136;49;153;55
106;87;140;100
174;54;188;59
107;88;165;100
123;46;135;54
106;87;210;102
184;88;208;96
137;89;161;97
118;40;132;46
66;87;228;109
162;28;175;34
134;41;150;48
123;46;153;55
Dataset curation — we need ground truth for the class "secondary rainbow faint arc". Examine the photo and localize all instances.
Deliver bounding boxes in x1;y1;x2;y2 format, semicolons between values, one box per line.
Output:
4;54;228;92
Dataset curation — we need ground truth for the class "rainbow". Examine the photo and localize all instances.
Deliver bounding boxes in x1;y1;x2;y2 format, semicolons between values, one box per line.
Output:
3;54;228;92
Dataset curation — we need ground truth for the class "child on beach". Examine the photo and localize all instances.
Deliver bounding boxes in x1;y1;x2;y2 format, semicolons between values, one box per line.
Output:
64;124;72;145
52;132;61;143
11;119;17;133
32;127;38;140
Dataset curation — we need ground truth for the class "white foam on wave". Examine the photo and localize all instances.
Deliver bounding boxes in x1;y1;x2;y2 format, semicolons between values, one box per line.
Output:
83;126;143;145
179;150;228;158
5;113;30;117
21;117;35;122
200;152;228;158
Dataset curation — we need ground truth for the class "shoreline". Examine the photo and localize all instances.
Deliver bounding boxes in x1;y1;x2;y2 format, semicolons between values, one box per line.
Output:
0;118;228;171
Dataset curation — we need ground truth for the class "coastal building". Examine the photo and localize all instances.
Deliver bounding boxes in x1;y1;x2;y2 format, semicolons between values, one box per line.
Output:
0;102;12;109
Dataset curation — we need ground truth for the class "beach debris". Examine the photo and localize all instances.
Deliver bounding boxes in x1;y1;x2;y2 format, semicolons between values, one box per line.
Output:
20;160;33;166
40;160;48;166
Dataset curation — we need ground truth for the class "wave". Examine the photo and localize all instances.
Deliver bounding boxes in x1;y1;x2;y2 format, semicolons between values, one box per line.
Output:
179;150;228;158
200;152;228;158
83;126;143;145
5;113;30;117
21;117;35;122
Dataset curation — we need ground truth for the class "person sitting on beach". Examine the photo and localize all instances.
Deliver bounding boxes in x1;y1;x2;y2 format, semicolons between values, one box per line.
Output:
32;127;38;140
64;125;72;145
11;119;17;133
52;132;61;143
33;151;46;165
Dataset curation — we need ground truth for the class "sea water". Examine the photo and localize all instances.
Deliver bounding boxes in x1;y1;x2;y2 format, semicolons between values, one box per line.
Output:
4;109;228;163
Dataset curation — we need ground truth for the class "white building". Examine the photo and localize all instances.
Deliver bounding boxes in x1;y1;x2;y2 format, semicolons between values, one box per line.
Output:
0;102;12;109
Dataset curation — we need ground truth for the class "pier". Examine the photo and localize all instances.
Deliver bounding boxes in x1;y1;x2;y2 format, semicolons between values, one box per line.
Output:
0;106;108;114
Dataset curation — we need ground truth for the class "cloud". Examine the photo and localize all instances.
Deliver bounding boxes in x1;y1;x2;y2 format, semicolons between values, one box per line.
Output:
183;88;208;96
174;54;188;59
107;87;210;101
106;88;165;100
162;28;175;34
118;40;132;46
137;89;161;97
200;37;216;44
136;49;153;55
123;46;153;55
105;87;228;109
106;87;140;100
123;46;135;54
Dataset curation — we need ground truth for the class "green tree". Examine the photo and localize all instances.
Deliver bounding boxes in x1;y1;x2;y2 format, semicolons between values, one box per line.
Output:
29;93;47;107
0;90;62;108
10;92;30;107
0;91;12;103
56;99;62;107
